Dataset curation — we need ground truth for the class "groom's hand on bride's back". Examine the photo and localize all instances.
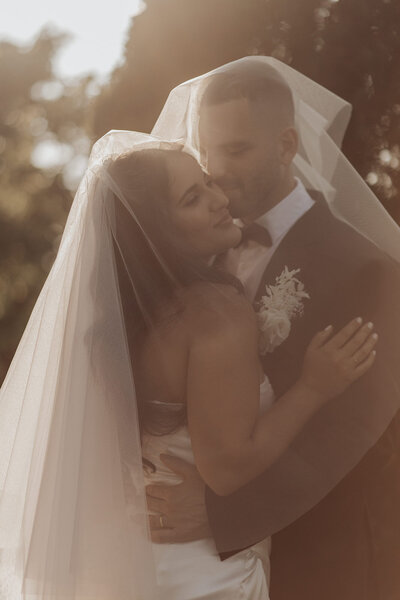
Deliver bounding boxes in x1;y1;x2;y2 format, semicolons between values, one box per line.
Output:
146;454;212;543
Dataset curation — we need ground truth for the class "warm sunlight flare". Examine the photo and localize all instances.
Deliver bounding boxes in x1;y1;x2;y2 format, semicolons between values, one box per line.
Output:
1;3;400;599
0;0;145;78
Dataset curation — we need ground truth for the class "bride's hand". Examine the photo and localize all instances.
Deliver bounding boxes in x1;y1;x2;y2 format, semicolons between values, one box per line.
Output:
300;317;378;400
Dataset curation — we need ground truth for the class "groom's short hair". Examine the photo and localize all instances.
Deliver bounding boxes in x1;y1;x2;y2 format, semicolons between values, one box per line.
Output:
200;58;295;129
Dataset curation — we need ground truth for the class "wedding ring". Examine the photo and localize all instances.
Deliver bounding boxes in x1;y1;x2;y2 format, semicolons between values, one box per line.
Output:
159;514;165;529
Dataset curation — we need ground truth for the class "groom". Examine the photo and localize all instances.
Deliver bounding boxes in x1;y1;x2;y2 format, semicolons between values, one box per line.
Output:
146;60;400;599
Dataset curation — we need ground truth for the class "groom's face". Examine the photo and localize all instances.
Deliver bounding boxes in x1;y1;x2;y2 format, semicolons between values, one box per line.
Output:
198;97;282;219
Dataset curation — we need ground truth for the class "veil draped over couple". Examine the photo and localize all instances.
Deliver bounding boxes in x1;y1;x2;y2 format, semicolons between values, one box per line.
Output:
1;56;400;600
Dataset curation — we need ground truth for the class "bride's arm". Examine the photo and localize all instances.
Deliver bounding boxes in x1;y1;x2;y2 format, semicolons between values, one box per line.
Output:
186;301;377;497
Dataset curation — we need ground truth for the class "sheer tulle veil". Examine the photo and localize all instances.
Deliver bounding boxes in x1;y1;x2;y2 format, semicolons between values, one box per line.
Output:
0;131;176;599
1;56;400;597
152;56;400;549
153;56;400;261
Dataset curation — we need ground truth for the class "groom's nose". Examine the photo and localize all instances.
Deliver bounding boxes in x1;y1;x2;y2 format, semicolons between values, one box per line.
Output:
204;151;228;180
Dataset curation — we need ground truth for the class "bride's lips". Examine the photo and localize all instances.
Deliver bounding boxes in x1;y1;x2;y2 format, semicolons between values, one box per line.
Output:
214;211;233;227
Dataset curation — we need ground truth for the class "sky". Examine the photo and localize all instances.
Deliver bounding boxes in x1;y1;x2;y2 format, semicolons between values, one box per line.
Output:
0;0;145;80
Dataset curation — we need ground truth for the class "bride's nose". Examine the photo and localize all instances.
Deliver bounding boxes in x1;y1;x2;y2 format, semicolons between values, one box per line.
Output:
210;187;229;211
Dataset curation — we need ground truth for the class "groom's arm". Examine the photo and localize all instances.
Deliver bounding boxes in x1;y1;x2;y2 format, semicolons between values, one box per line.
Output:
267;255;400;600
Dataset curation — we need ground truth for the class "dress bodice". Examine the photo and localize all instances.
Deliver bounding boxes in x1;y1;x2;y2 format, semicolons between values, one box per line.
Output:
140;376;274;600
142;375;276;485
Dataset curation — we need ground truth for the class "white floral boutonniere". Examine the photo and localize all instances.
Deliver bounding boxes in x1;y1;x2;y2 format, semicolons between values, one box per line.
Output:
257;266;310;355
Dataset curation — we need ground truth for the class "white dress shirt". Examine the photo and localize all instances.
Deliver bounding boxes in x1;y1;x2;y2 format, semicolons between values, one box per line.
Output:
224;178;315;301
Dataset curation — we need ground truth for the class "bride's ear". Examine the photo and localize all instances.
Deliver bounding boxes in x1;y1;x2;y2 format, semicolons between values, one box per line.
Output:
278;127;298;166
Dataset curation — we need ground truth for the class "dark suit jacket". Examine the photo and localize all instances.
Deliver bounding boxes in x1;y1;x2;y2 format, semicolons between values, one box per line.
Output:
205;196;400;600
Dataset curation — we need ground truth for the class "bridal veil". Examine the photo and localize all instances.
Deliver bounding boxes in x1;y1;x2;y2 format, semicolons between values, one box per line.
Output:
153;56;400;549
153;56;400;261
0;132;177;599
1;55;400;597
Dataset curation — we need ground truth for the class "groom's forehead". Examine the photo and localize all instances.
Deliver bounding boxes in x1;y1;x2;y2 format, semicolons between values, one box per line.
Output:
199;98;259;144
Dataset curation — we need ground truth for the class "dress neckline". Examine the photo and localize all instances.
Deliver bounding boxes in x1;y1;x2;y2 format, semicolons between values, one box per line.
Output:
147;375;269;407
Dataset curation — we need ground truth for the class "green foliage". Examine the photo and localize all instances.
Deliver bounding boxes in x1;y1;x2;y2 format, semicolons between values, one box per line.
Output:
93;0;270;135
93;0;400;221
1;1;400;381
258;0;400;221
0;31;92;380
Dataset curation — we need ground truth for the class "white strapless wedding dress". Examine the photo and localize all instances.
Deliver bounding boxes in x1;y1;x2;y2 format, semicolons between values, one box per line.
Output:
142;376;275;600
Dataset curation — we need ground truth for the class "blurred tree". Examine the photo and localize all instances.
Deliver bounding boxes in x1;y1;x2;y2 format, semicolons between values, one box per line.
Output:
92;0;270;134
93;0;400;221
0;31;92;381
256;0;400;221
2;0;400;381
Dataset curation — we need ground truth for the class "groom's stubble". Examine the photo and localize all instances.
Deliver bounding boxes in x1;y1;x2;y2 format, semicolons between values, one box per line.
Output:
198;98;297;223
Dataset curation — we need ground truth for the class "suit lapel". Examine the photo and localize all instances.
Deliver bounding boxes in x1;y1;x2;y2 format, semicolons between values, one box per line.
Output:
255;195;333;303
255;196;337;394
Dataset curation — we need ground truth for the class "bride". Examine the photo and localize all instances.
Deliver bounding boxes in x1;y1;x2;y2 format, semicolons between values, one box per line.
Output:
0;130;377;600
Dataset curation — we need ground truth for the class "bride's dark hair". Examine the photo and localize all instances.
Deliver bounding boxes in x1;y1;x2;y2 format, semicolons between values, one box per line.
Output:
106;147;242;436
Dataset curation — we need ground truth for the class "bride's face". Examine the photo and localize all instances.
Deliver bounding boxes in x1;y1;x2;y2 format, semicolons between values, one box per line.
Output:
165;152;241;258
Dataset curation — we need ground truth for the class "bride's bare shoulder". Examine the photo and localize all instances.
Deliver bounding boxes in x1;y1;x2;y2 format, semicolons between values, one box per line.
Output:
181;282;257;337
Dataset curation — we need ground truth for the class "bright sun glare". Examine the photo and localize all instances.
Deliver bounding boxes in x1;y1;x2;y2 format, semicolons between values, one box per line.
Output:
0;0;145;80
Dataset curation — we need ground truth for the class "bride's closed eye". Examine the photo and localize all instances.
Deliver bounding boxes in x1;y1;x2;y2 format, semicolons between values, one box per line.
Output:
185;194;200;207
185;182;213;205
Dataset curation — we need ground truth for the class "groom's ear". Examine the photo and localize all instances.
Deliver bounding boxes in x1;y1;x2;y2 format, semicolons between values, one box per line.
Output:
278;127;298;167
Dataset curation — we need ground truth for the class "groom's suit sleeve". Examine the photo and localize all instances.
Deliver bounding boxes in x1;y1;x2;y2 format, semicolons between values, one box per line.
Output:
205;210;400;599
267;254;400;600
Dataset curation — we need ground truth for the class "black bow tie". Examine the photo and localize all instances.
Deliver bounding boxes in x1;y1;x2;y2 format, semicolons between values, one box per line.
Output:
240;222;273;247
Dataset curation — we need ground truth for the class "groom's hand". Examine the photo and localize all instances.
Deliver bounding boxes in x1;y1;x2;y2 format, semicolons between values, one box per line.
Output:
146;454;212;543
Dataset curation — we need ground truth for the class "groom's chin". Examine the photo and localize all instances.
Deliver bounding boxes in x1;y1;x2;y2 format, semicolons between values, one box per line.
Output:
225;226;242;249
226;203;245;219
212;228;242;254
225;196;248;219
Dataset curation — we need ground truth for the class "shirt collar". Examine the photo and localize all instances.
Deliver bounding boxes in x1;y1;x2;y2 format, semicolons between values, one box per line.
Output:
255;178;314;245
